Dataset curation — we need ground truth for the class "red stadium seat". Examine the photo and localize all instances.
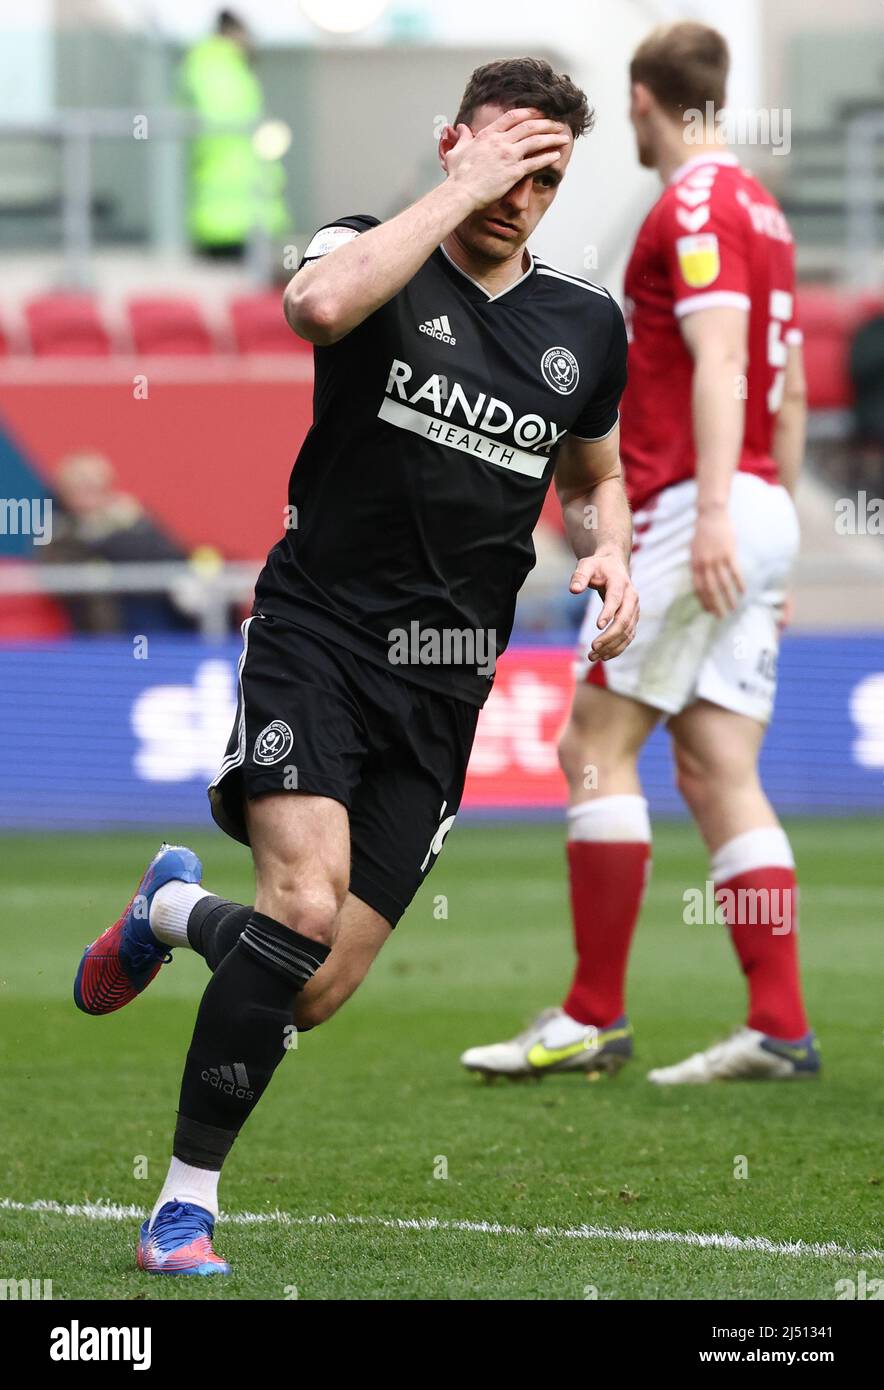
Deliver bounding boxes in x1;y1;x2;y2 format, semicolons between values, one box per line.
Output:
795;286;859;336
127;297;215;356
0;567;71;640
230;292;311;354
793;287;884;412
802;332;854;410
25;294;112;357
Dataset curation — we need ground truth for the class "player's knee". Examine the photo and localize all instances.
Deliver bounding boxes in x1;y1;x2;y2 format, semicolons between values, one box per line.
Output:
558;716;636;794
674;755;708;816
258;876;343;947
557;720;581;785
558;719;602;790
675;745;756;816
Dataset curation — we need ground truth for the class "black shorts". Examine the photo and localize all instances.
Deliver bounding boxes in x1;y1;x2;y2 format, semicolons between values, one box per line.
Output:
209;614;480;926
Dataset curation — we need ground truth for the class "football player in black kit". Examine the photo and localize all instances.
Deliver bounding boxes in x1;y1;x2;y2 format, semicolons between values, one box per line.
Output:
74;58;639;1275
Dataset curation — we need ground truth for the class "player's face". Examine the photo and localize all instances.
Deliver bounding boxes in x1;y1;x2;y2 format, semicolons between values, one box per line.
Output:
457;103;574;263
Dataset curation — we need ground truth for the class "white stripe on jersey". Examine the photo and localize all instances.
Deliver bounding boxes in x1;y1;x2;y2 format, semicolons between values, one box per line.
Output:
673;289;751;318
534;262;610;298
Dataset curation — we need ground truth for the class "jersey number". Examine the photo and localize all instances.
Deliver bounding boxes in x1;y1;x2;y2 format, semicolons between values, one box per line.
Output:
766;289;793;414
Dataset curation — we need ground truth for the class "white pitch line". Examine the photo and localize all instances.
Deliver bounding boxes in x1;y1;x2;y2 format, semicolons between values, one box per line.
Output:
2;1198;881;1262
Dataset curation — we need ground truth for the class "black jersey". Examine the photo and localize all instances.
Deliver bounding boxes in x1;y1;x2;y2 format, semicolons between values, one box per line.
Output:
255;214;627;706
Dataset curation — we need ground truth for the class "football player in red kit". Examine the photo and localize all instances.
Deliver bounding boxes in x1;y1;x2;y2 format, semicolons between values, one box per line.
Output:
462;21;819;1084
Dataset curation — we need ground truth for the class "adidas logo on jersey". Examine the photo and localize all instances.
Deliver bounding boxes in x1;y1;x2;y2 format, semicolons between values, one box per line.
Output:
201;1063;254;1100
419;314;456;345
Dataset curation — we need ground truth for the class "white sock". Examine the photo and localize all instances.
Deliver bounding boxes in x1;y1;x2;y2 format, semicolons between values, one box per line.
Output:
149;881;213;948
567;794;651;843
150;1157;220;1227
711;826;794;882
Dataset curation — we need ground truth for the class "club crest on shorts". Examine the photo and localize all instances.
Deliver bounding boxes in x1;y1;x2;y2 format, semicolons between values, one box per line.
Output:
253;720;294;766
541;346;579;395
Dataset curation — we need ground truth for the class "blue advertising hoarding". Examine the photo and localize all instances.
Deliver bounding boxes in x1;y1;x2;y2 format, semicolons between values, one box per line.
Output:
0;635;882;829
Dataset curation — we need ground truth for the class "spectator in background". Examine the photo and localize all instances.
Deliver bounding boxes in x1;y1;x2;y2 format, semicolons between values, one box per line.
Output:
179;9;289;259
42;452;198;634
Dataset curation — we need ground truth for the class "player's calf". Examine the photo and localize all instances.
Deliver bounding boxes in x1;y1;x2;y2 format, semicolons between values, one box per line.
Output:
141;908;332;1274
296;895;392;1029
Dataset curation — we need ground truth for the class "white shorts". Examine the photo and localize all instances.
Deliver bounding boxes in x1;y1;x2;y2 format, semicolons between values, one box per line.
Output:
575;473;800;724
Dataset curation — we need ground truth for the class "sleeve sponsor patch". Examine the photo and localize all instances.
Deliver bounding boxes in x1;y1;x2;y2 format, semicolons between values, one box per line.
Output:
676;233;721;289
302;225;361;261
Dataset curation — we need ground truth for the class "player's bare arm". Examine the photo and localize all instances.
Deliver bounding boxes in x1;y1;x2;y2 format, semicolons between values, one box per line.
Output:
680;305;749;618
772;342;807;496
555;426;638;661
284;108;570;346
771;342;806;630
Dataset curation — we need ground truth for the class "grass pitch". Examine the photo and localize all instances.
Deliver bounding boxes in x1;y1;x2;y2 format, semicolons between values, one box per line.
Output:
0;819;881;1300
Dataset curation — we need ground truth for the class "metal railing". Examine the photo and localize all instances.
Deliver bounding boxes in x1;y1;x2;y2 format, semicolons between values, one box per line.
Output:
1;547;881;645
0;560;261;638
2;104;881;291
0;110;279;288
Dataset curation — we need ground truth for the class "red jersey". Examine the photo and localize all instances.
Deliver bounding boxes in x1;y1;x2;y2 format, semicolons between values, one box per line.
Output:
619;151;801;510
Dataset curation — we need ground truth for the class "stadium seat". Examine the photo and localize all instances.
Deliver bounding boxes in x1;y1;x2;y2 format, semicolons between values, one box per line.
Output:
25;294;112;357
794;286;880;412
802;331;854;410
0;568;71;640
127;297;215;356
795;286;858;336
230;292;311;354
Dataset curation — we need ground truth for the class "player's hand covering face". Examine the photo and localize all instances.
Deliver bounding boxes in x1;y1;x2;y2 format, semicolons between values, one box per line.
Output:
441;105;572;255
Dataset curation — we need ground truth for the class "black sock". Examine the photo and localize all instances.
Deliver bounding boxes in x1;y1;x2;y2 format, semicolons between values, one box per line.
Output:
187;896;253;972
173;912;330;1169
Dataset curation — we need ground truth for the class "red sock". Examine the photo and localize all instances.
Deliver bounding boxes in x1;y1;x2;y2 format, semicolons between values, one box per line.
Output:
562;796;651;1028
712;829;808;1040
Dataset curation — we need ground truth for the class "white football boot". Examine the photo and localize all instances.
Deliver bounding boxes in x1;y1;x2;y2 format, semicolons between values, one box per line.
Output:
460;1006;633;1080
647;1026;821;1086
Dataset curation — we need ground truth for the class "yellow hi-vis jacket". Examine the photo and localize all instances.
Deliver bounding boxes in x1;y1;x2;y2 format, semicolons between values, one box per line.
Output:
179;35;288;248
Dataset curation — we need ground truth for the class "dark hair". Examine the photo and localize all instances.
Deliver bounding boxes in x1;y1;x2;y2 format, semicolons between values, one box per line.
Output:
455;57;593;140
630;22;729;116
217;9;246;35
